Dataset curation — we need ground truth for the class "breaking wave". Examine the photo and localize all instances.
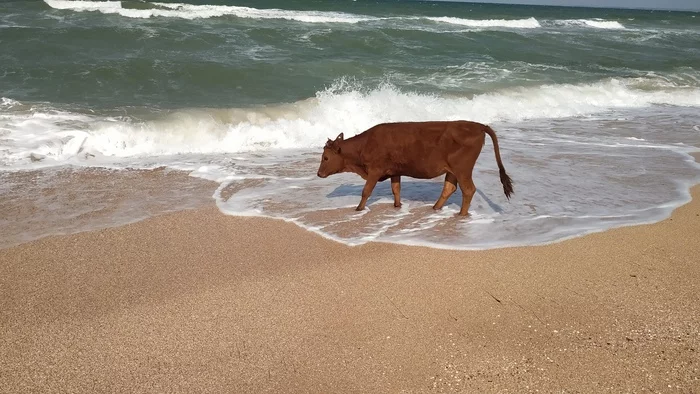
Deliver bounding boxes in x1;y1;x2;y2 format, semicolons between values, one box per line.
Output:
550;19;626;29
43;1;627;31
43;0;380;23
425;16;541;29
1;76;699;167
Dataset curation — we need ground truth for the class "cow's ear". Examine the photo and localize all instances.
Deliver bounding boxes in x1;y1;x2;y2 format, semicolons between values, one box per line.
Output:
335;133;344;142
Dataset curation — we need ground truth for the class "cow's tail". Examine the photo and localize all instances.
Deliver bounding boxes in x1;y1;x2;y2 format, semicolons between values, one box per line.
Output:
483;125;514;200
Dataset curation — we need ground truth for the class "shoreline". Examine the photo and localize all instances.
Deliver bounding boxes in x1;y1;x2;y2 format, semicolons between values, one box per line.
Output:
3;149;698;252
2;165;700;391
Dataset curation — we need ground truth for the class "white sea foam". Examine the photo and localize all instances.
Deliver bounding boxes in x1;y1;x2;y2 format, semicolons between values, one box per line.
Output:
1;97;22;108
43;0;122;12
1;77;699;167
551;19;626;29
43;0;379;23
580;19;626;29
426;16;541;29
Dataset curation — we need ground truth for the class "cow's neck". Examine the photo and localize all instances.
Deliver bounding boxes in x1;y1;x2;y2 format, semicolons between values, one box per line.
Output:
339;134;368;179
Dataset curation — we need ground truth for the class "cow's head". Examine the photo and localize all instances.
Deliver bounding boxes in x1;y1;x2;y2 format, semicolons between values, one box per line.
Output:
317;133;344;178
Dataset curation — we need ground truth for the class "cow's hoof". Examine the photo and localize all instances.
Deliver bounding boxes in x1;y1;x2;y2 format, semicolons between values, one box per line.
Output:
458;212;470;217
432;205;443;211
394;203;402;208
355;207;365;212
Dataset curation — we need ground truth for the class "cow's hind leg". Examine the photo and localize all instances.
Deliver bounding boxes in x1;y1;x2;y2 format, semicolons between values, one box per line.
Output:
456;175;476;217
433;173;458;210
391;176;402;208
356;175;380;211
448;139;483;216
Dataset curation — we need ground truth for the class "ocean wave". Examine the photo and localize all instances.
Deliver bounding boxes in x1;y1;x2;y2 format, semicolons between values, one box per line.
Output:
425;16;541;29
1;97;22;108
43;0;379;22
550;19;626;29
43;1;541;28
43;1;630;32
1;77;699;167
43;0;122;12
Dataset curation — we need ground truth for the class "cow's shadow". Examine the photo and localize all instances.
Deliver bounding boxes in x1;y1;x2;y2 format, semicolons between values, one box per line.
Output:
326;180;504;213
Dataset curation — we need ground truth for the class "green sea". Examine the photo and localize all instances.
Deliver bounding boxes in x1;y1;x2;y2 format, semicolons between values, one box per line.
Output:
1;0;700;249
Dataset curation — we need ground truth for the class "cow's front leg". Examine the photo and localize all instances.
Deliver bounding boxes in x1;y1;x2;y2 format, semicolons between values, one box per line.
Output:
356;175;379;211
391;176;401;208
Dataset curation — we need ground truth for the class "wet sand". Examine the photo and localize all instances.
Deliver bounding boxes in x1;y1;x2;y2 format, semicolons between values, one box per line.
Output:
0;167;217;248
1;176;700;393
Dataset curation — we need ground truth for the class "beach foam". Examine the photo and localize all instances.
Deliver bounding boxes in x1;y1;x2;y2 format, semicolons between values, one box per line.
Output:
2;77;699;167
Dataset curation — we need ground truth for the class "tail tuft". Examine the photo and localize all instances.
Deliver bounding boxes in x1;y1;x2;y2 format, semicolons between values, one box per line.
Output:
484;125;514;200
499;167;514;200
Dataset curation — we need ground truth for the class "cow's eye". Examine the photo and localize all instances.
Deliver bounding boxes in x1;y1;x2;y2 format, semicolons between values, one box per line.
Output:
323;157;329;161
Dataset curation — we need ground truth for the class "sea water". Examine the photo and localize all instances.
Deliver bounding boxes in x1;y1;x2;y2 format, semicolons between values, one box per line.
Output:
1;0;699;249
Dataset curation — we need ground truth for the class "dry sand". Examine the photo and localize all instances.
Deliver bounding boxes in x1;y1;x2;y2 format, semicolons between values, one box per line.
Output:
1;180;700;393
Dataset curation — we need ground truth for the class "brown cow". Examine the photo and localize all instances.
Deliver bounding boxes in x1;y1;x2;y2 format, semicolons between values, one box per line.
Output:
316;120;513;216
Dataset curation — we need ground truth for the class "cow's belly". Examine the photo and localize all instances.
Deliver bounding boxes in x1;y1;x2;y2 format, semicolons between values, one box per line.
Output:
400;169;446;179
391;162;448;180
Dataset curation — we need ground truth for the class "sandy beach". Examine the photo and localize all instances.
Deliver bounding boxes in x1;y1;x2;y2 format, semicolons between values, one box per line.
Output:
1;170;699;393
